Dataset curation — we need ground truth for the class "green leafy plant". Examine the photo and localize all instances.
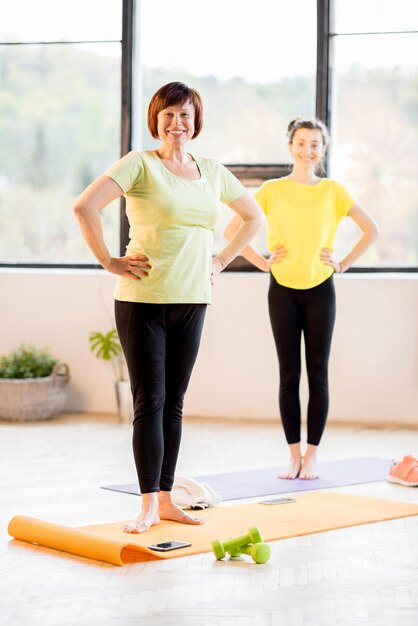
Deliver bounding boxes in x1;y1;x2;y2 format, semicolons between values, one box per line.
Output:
89;329;125;381
0;345;58;379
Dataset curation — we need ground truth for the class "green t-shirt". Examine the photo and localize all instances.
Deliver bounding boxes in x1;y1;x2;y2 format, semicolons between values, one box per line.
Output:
105;150;245;304
255;177;355;289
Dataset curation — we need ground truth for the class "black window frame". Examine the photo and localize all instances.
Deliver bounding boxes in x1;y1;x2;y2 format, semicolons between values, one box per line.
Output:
1;0;416;272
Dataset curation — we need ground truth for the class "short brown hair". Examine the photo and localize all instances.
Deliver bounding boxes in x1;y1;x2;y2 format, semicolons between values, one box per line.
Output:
147;82;204;140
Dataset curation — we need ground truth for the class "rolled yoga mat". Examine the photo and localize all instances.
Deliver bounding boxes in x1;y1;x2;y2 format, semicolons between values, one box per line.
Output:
102;457;390;500
8;491;418;566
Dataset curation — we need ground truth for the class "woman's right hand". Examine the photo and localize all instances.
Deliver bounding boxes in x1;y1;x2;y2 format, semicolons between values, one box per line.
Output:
260;246;287;272
102;254;152;280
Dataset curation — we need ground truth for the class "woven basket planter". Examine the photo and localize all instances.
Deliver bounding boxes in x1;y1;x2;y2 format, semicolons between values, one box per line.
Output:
0;363;70;421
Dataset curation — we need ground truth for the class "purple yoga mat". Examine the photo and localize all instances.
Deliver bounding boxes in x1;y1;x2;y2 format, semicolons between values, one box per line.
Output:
101;457;390;501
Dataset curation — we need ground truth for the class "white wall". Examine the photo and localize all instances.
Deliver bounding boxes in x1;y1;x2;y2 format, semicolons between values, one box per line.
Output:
0;269;417;424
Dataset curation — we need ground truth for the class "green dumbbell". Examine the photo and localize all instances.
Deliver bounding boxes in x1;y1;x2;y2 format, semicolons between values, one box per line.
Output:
211;525;263;560
235;542;271;564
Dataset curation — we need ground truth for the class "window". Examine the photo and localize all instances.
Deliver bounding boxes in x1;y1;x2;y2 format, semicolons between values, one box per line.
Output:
135;0;316;259
136;0;316;163
330;0;418;268
1;1;416;270
0;0;122;264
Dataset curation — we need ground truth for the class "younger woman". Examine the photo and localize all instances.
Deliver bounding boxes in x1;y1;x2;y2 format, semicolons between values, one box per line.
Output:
225;117;379;480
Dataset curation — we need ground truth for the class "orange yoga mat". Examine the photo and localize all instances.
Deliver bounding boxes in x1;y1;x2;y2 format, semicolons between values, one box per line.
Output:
8;492;418;566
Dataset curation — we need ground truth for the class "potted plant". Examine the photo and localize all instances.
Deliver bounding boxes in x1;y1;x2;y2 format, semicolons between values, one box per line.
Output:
0;344;70;421
88;329;133;423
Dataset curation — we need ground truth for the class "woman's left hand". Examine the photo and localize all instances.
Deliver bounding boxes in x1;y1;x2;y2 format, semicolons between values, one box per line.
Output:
320;248;342;273
210;256;224;285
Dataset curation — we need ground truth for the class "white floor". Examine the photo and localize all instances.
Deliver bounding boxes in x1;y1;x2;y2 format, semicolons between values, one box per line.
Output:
1;414;418;626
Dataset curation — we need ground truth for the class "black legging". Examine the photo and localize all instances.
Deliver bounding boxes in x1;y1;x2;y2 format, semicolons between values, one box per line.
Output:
268;274;336;446
114;300;206;494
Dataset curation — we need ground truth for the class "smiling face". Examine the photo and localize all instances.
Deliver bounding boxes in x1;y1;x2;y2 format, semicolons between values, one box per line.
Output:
157;102;195;146
289;128;326;172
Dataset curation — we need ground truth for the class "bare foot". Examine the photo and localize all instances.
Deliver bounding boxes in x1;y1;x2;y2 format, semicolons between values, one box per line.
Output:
158;501;204;525
299;444;319;479
299;457;318;480
158;491;204;525
278;457;302;479
123;510;160;534
123;492;160;534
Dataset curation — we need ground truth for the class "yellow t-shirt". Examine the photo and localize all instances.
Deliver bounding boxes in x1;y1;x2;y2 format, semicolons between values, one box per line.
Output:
105;150;245;304
254;177;355;289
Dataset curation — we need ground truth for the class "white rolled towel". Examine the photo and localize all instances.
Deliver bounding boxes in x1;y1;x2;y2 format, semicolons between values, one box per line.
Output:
172;475;222;510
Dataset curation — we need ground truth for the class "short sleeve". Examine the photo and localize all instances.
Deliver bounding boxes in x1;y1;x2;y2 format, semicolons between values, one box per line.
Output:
334;181;356;218
104;151;144;193
253;182;269;215
218;163;245;204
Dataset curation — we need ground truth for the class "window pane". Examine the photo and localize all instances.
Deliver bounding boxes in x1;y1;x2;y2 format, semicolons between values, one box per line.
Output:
331;33;418;267
0;0;122;42
335;0;418;34
136;0;316;164
0;43;121;263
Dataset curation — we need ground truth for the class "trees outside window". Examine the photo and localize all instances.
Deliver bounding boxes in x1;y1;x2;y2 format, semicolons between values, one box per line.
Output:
0;0;122;264
1;0;416;269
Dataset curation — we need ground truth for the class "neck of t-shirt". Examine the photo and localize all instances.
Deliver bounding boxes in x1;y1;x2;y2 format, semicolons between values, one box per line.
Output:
287;172;323;186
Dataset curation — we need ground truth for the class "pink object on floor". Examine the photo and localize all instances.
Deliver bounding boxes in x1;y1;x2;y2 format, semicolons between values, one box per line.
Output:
387;455;418;487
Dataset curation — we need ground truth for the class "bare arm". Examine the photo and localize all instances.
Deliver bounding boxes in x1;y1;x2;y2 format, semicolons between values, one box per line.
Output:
320;204;380;272
212;191;263;279
73;175;151;279
224;213;287;272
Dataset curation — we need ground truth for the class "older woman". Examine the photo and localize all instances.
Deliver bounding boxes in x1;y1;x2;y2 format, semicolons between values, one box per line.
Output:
73;82;262;533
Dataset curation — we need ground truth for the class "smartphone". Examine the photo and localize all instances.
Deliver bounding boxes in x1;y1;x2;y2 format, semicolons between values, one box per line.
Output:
147;540;192;552
259;497;296;505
